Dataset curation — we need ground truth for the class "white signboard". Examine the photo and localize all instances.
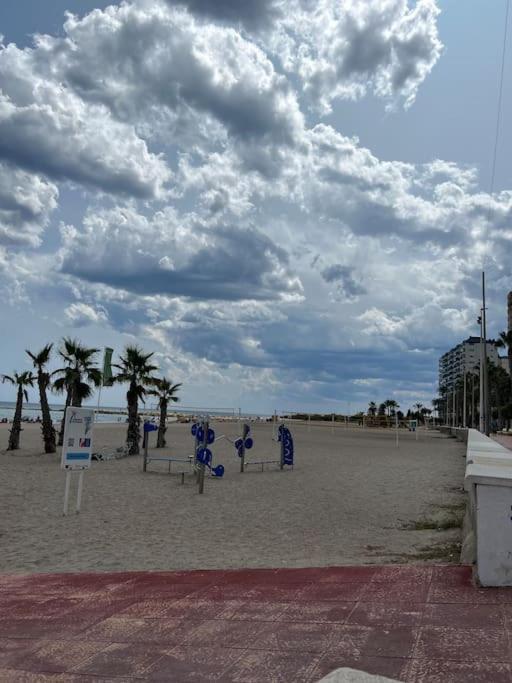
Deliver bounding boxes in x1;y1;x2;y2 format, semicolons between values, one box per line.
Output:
61;407;95;471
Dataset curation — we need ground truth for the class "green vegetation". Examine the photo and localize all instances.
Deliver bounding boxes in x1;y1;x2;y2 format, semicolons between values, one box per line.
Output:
1;371;35;450
2;339;180;456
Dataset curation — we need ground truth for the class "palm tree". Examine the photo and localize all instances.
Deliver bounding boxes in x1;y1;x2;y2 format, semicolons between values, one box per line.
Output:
147;377;182;448
26;344;56;453
384;399;399;417
414;402;424;422
113;346;158;455
496;331;512;379
53;338;102;445
367;401;377;417
2;371;35;450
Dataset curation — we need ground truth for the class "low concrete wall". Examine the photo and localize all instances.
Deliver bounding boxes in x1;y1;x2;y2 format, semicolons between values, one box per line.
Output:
464;429;512;586
439;426;468;442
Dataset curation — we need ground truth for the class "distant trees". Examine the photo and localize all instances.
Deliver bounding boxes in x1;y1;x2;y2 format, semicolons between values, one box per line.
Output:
1;371;34;450
384;399;399;416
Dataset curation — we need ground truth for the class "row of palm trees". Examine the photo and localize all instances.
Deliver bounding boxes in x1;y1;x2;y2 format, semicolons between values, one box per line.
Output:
367;400;400;418
1;339;181;456
366;400;433;424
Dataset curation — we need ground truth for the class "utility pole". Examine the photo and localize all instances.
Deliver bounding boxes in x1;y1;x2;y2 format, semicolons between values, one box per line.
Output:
478;272;490;435
463;371;467;428
483;272;490;436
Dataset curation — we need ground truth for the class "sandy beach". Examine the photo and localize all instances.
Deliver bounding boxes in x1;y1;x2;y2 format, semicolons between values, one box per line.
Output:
0;421;466;573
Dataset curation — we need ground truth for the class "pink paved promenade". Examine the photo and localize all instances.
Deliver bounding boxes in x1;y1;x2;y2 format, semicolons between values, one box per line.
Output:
1;565;511;682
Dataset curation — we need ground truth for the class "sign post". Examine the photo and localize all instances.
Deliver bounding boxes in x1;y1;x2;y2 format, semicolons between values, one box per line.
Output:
61;407;94;515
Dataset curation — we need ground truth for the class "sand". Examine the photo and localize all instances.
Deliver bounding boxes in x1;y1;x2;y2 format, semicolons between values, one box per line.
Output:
0;420;466;573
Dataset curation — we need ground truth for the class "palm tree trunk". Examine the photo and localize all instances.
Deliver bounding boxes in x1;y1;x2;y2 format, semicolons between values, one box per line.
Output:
127;384;140;455
38;373;56;454
8;386;23;450
58;389;72;446
157;400;167;448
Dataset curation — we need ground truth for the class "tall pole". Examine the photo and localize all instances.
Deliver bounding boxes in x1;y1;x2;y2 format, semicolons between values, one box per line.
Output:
482;272;490;436
452;390;455;428
463;372;467;428
479;308;485;433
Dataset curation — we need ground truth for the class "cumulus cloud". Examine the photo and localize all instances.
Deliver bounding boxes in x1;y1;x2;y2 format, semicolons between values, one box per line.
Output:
64;302;109;327
37;3;303;154
271;0;443;112
164;0;279;29
0;43;171;199
58;207;303;302
0;162;58;246
321;264;367;300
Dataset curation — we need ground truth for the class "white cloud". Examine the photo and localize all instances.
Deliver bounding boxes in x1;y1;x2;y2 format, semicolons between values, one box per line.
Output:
57;205;303;302
0;42;171;199
0;162;58;246
64;302;109;327
267;0;443;113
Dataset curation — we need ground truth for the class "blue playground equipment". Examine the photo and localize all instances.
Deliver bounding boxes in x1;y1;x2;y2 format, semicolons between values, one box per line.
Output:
142;418;224;493
237;423;294;473
191;422;225;479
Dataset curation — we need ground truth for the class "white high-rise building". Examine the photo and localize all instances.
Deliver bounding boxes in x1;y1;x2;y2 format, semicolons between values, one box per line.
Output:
438;336;503;396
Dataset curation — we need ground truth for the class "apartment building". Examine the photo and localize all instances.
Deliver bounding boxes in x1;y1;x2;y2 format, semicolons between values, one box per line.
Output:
438;336;502;395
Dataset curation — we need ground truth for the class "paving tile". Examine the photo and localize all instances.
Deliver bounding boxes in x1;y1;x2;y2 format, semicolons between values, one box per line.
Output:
431;565;474;587
71;642;165;677
314;567;379;584
360;581;430;604
329;625;418;659
406;657;512;682
371;566;433;584
116;582;202;601
159;597;235;621
6;639;102;675
115;598;177;618
346;602;423;627
414;626;510;663
146;645;245;681
182;619;267;649
249;621;338;653
299;582;367;602
0;638;41;669
220;599;289;622
427;584;512;605
311;652;408;683
130;617;198;645
423;603;506;629
77;616;146;643
224;647;321;683
0;670;73;682
0;615;97;640
199;584;304;603
278;601;354;624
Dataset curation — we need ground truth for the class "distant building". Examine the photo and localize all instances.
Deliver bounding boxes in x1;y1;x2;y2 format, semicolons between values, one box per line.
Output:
438;336;502;396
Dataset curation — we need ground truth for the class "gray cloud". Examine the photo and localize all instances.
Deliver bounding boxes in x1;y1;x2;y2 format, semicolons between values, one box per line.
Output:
42;4;302;156
321;264;367;298
0;47;171;199
58;207;303;302
164;0;279;29
0;161;58;246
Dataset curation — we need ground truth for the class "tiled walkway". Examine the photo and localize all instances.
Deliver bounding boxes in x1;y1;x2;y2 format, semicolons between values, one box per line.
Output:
0;565;511;682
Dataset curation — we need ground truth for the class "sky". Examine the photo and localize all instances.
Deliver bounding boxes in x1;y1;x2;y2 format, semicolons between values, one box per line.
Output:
0;0;511;415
